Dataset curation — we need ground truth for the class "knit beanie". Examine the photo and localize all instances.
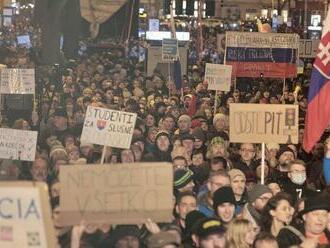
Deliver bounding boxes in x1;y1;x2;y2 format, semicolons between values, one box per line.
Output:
174;169;194;190
192;127;206;142
213;186;236;211
50;141;68;158
276;146;295;160
248;184;272;203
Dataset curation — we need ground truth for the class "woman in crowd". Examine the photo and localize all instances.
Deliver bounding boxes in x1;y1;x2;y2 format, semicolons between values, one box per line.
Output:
260;193;294;237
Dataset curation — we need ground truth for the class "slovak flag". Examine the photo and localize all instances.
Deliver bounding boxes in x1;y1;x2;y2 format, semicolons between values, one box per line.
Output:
303;7;330;152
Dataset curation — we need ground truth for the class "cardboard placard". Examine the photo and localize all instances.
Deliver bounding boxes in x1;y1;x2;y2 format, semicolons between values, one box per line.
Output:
0;69;35;94
0;128;37;161
0;181;56;248
205;63;232;91
59;163;173;226
80;106;137;149
229;103;299;144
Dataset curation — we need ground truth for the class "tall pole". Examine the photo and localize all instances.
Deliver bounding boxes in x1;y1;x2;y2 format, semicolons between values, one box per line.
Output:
304;0;308;38
198;0;204;63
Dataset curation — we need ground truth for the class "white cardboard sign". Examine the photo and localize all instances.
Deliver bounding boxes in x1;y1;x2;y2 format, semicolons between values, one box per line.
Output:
81;106;137;149
0;69;35;94
0;128;37;161
205;63;232;91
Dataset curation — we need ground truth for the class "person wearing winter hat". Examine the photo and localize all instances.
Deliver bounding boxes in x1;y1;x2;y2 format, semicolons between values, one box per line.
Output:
213;186;236;226
206;136;229;160
184;210;206;246
268;145;296;190
277;195;330;247
242;184;273;231
192;217;226;248
228;169;248;213
174;169;195;194
276;145;295;171
197;171;231;217
145;130;172;162
192;127;206;150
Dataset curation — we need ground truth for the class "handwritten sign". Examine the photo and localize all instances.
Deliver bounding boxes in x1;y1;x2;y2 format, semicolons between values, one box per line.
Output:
205;63;232;91
225;32;299;78
229;103;298;144
80;106;137;149
0;181;56;248
0;128;37;161
0;69;35;94
59;163;173;226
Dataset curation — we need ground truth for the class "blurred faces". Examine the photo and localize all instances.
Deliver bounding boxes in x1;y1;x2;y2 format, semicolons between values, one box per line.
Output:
217;203;235;223
270;200;293;225
278;151;294;168
53;116;67;130
239;143;255;163
31;158;48;182
121;149;135;163
163;117;175;132
176;195;197;220
115;235;139;248
208;175;230;195
253;192;273;211
192;153;204;167
303;210;328;235
178;119;191;132
231;176;246;199
156;135;170;152
199;233;226;248
268;183;281;195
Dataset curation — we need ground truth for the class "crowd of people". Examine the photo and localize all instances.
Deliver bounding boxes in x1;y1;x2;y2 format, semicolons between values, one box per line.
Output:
0;8;330;248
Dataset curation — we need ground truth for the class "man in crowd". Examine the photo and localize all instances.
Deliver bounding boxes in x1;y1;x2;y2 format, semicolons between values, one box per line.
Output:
212;186;236;226
197;171;230;217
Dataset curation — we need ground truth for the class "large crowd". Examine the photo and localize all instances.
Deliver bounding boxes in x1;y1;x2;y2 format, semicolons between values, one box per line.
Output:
0;9;329;248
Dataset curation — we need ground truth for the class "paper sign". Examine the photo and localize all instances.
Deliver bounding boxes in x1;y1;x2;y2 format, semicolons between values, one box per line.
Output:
162;38;179;62
80;106;137;149
59;163;173;226
0;69;35;94
0;181;56;248
205;63;232;91
230;103;299;144
0;128;37;161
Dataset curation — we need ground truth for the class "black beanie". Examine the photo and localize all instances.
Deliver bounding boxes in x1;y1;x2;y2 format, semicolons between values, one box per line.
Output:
276;146;295;160
213;186;236;211
174;169;194;190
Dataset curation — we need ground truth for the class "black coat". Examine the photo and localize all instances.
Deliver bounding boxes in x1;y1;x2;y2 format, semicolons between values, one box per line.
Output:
277;224;330;248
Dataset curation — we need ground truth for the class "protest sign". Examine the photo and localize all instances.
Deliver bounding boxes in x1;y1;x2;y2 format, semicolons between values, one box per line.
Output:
205;63;232;91
0;128;37;161
59;163;173;226
0;69;35;94
230;103;298;144
162;38;179;62
0;181;56;248
217;34;226;54
80;106;137;149
225;32;299;78
299;39;319;58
